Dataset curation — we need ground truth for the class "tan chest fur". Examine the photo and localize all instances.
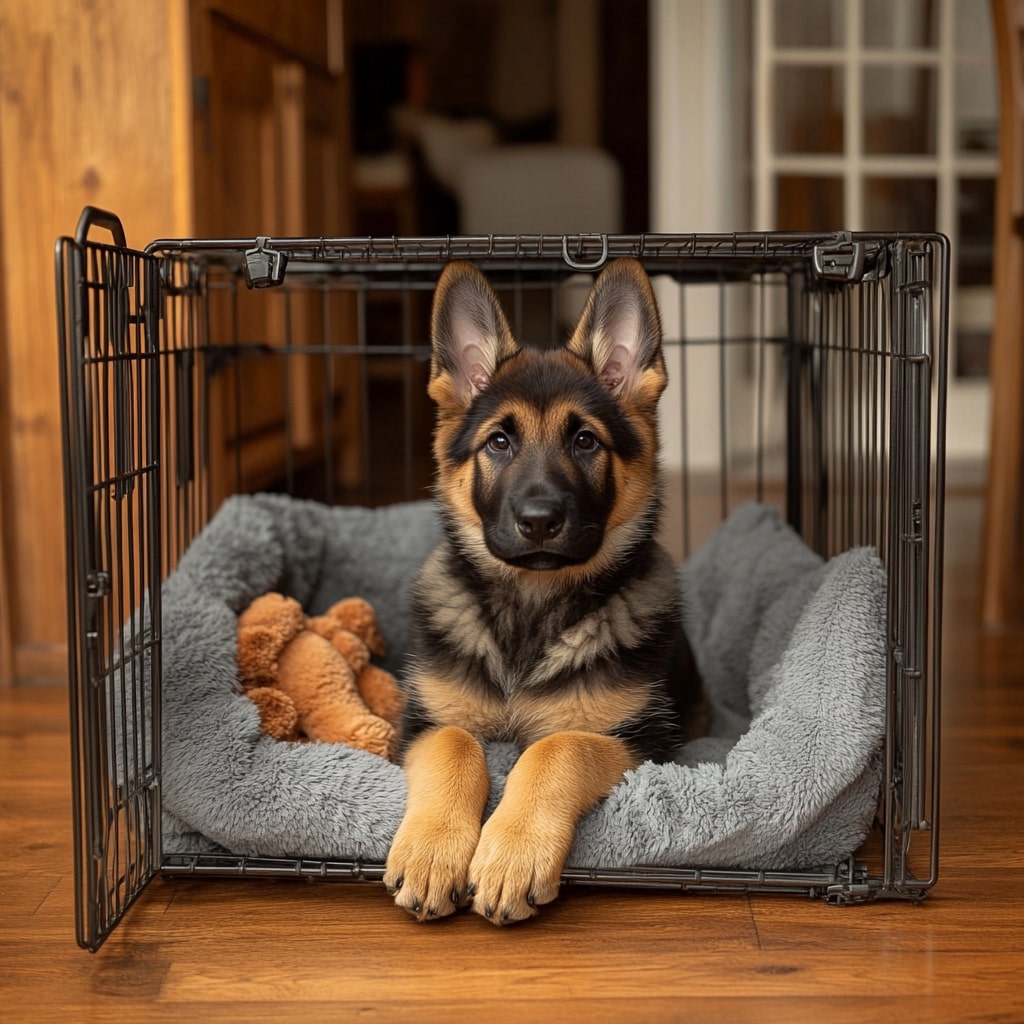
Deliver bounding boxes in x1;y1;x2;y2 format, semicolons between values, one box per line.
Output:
411;672;650;746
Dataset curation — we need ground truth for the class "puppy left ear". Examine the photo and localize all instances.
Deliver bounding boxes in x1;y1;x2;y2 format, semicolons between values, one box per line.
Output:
429;261;519;411
567;258;667;408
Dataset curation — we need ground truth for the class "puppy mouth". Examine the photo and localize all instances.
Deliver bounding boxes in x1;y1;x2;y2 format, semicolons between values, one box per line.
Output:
481;514;604;571
500;550;583;571
487;528;604;571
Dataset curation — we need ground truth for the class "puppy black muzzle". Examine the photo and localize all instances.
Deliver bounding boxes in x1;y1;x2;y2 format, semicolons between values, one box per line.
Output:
484;484;604;570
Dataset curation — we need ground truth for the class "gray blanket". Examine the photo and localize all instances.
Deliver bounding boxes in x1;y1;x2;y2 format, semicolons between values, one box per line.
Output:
157;495;886;871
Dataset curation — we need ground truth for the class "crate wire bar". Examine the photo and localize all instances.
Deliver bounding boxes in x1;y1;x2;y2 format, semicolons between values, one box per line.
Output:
58;211;948;950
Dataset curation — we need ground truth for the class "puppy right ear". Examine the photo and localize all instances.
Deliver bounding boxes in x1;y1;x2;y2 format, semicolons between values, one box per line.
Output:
429;262;519;410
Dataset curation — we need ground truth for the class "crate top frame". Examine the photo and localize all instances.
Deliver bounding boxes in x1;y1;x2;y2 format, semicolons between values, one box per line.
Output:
141;229;948;288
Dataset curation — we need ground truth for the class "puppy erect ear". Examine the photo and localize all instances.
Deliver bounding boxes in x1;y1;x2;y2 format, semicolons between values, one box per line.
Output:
429;262;519;410
567;258;667;409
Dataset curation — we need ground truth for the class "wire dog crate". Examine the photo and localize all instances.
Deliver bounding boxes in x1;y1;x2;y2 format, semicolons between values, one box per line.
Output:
57;207;948;951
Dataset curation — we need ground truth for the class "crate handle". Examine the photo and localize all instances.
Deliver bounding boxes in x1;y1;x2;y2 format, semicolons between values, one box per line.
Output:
562;234;609;271
75;206;128;248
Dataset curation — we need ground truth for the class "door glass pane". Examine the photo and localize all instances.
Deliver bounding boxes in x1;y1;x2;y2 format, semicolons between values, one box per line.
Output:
956;61;997;154
776;175;844;230
956;177;995;378
863;66;938;154
862;0;938;48
957;177;995;286
955;0;992;56
774;0;845;47
774;67;844;153
863;177;937;231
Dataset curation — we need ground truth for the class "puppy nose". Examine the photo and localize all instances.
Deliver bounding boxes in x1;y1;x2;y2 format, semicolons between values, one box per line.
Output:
516;498;565;542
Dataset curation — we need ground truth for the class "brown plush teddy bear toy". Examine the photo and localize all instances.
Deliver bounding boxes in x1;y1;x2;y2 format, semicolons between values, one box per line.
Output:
236;593;404;760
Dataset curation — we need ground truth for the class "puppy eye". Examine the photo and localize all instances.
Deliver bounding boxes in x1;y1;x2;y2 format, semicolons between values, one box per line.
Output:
487;432;511;453
574;430;599;452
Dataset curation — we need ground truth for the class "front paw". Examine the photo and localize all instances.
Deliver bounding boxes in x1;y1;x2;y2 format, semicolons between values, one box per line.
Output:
383;815;480;922
467;816;568;925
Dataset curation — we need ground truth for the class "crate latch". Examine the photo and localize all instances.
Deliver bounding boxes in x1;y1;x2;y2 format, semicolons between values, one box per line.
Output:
243;238;288;289
86;571;111;598
813;235;865;282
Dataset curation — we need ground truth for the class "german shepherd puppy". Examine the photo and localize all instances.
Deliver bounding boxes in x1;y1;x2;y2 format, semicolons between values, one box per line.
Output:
383;258;704;925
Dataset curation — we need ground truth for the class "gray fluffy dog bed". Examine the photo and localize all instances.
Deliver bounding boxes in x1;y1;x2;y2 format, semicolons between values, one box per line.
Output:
157;495;886;871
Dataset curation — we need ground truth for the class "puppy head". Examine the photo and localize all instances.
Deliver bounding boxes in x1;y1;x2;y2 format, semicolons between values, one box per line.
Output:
427;259;667;581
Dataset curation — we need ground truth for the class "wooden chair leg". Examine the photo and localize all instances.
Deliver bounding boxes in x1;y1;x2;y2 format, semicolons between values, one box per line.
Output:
982;0;1024;629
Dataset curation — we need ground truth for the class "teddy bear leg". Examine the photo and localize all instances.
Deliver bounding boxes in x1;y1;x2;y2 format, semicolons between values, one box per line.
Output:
276;631;397;758
356;665;405;727
342;717;398;761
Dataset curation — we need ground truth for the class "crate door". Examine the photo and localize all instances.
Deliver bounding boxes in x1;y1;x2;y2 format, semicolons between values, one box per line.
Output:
56;226;163;951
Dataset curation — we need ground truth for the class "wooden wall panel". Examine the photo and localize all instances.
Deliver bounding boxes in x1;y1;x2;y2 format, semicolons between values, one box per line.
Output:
0;0;193;682
0;0;350;684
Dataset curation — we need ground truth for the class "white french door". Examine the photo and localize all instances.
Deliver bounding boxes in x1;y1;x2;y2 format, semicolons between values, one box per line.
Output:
752;0;997;461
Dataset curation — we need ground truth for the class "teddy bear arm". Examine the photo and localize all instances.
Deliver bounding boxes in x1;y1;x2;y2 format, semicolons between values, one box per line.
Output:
245;687;300;741
326;597;386;657
329;630;371;672
236;623;288;689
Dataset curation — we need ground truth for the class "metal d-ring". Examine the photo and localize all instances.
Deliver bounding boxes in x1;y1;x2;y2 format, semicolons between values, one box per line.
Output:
562;234;609;271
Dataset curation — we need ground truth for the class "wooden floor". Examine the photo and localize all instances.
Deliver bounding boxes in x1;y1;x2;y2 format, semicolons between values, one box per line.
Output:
1;488;1022;1023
